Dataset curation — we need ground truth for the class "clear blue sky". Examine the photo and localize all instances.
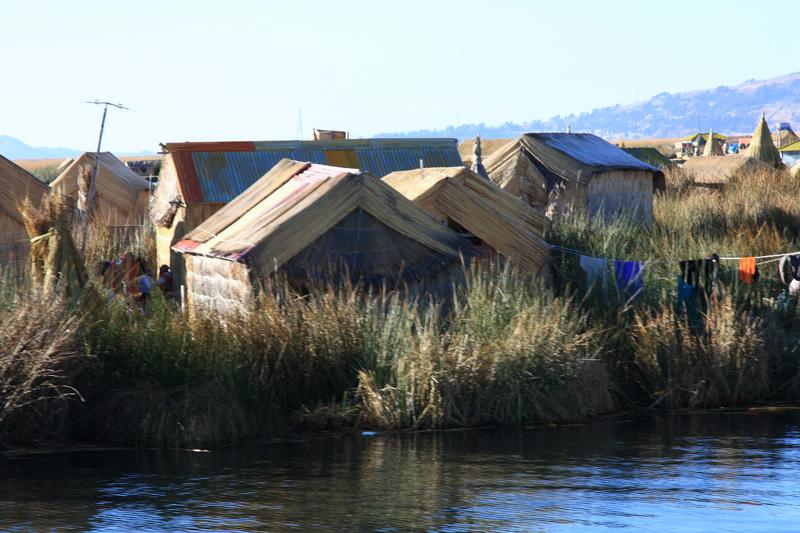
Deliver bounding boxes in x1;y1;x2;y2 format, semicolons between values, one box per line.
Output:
3;0;798;153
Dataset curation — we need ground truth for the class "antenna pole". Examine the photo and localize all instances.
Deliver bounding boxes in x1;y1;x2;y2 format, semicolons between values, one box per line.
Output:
296;108;303;140
81;100;129;254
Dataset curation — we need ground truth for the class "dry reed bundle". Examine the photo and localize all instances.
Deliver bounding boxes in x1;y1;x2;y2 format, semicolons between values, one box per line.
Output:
20;195;88;297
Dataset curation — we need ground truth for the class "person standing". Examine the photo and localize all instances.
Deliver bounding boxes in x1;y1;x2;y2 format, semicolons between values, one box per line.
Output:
139;267;154;308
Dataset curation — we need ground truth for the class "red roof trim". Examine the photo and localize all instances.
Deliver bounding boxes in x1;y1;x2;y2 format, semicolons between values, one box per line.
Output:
165;141;257;153
172;151;204;203
172;239;201;253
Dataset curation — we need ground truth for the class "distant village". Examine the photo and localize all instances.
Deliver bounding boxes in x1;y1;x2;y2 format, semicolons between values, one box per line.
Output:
0;112;790;313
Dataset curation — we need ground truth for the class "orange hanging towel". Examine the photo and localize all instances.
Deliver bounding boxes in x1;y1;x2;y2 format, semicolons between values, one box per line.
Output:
739;257;757;284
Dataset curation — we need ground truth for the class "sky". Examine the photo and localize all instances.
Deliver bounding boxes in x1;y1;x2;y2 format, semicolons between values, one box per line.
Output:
3;0;799;153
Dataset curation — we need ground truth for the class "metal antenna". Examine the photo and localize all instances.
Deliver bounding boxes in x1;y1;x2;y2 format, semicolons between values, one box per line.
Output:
80;100;130;253
296;108;303;140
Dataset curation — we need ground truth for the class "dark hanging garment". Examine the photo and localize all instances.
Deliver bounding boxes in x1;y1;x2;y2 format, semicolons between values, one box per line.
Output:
676;275;696;312
778;254;800;285
702;254;720;297
680;260;702;286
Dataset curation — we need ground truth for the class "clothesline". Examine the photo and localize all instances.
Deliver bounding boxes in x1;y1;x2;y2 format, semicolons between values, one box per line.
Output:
549;243;800;264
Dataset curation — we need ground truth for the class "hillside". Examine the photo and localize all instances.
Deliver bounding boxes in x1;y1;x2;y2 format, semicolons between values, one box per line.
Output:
0;135;80;160
377;72;800;140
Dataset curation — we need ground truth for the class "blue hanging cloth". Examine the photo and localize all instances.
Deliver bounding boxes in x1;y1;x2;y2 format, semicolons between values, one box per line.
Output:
614;261;644;298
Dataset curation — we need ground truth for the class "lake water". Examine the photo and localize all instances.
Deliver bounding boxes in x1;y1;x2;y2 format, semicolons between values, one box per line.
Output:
1;410;799;532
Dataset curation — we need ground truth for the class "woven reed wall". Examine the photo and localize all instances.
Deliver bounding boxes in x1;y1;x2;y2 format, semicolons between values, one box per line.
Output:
0;213;29;267
184;254;252;315
587;170;654;223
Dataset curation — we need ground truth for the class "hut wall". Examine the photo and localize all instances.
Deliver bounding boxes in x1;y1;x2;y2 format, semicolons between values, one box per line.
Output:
586;170;654;223
551;179;589;215
52;164;144;224
184;253;252;315
0;213;29;268
158;202;225;291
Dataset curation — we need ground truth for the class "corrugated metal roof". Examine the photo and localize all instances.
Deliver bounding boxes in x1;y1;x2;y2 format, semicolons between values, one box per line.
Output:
355;146;463;177
191;149;328;203
166;139;462;203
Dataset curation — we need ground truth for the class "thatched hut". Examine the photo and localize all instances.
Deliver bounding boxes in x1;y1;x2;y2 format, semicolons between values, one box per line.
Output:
676;132;728;157
172;159;474;314
459;133;663;223
383;166;549;274
681;155;773;186
50;152;150;224
153;138;463;287
702;129;725;157
0;155;49;266
745;114;783;168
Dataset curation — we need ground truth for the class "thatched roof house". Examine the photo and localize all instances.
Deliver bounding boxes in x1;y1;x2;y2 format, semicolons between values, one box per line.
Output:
172;160;474;313
383;167;549;274
0;155;49;265
745;114;783;168
153;138;463;286
50;152;150;223
681;155;773;186
459;133;663;223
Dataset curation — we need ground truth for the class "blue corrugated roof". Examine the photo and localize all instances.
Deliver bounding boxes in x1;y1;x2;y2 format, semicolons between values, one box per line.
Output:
182;139;461;202
355;146;463;177
191;149;328;203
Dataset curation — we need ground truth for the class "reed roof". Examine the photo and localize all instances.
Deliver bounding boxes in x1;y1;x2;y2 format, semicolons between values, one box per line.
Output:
383;167;549;273
682;155;772;184
174;159;474;281
0;154;49;225
50;152;150;218
460;134;662;203
745;115;782;168
459;138;515;167
682;132;729;142
702;134;725;157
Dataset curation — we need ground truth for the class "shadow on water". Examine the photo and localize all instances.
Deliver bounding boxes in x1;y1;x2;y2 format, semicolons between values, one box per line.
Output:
1;411;800;531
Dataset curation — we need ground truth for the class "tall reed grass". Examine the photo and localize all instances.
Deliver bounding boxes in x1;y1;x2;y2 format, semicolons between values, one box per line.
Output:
1;167;800;447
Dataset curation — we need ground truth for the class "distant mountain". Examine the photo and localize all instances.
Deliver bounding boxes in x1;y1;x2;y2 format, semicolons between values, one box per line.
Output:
376;72;800;141
0;135;82;160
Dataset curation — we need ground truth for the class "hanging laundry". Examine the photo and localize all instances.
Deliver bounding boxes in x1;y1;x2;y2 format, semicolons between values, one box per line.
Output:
702;254;720;297
614;261;644;297
680;260;701;286
739;257;758;285
676;275;705;332
778;254;800;285
676;275;696;311
580;255;608;292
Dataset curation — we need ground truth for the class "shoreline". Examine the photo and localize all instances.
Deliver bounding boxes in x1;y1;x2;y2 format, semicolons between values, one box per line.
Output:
5;402;800;457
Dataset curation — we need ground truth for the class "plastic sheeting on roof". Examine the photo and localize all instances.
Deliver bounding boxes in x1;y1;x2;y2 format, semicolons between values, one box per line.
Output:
524;134;658;172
